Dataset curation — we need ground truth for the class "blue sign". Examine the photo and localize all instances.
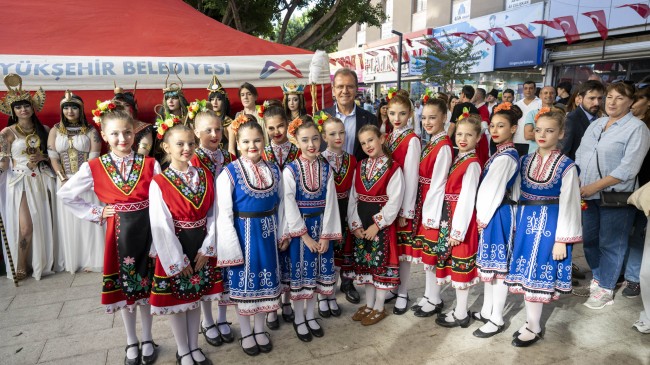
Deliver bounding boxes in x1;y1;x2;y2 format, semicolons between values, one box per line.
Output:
494;37;544;69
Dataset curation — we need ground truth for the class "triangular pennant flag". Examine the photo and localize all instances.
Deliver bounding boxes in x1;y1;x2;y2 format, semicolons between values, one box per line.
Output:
474;30;496;46
366;50;379;56
418;38;445;50
402;49;410;63
531;19;562;30
507;24;536;39
489;27;512;46
617;3;650;19
450;32;479;43
405;38;413;47
554;15;581;44
329;58;337;66
583;10;608;40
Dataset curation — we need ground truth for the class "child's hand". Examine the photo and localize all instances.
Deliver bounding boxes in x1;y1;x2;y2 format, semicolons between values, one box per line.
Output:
278;239;290;252
352;228;365;239
194;252;208;271
303;236;319;253
102;206;115;218
363;224;379;241
180;264;194;277
398;217;408;228
318;238;329;254
448;238;461;247
552;242;567;261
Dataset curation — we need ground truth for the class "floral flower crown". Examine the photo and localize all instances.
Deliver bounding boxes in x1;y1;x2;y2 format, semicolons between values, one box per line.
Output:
534;107;552;122
312;110;329;133
456;106;471;122
421;89;435;103
386;87;398;101
256;103;267;118
231;113;250;135
155;114;182;140
493;102;512;114
91;100;117;125
287;117;304;137
187;99;210;120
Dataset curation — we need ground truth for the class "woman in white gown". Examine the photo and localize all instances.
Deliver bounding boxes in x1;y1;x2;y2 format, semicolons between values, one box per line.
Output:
48;91;104;273
0;74;56;281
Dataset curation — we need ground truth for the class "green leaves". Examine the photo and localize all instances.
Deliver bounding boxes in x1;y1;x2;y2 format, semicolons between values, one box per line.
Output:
415;37;480;93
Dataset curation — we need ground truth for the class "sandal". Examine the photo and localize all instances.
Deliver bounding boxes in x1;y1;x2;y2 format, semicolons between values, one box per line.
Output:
470;311;489;324
189;348;212;365
411;295;429;312
413;300;444;317
175;351;192;365
317;297;331;318
238;333;260;356
352;305;372;321
435;310;471;328
327;298;342;317
361;309;387;326
384;290;398;303
292;321;313;342
266;311;280;330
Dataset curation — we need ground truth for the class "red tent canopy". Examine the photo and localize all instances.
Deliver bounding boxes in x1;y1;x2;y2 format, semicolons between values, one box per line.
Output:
0;0;331;125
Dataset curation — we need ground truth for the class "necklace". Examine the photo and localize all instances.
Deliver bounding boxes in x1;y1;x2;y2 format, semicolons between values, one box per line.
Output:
16;123;35;136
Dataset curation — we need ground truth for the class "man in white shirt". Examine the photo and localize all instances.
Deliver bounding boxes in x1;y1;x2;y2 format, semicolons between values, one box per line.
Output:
514;80;541;156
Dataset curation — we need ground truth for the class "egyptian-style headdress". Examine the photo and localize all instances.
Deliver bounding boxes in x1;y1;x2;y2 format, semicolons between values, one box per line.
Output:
281;80;306;95
113;81;138;113
207;75;226;96
163;64;185;99
0;74;46;117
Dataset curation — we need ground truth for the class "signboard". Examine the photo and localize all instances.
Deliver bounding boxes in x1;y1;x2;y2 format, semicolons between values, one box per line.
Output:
452;0;471;24
506;0;531;10
494;37;544;68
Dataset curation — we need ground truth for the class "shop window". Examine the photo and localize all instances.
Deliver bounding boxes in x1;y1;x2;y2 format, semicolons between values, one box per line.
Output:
414;0;426;12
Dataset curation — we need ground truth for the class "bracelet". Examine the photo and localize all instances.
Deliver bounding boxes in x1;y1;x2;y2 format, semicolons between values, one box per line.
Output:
56;170;68;181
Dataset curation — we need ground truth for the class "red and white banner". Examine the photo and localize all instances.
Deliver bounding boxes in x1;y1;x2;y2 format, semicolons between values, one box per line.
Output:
474;30;496;45
617;3;650;19
554;15;581;44
507;24;536;39
582;10;608;40
489;27;513;46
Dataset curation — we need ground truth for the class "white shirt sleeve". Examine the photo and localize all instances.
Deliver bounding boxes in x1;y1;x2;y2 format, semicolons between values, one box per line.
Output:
476;155;518;228
374;168;405;229
200;193;217;257
275;168;286;244
56;162;104;224
450;161;481;241
422;145;452;229
347;175;362;231
320;170;342;240
149;180;189;277
153;161;161;175
283;168;308;237
400;137;421;219
555;165;583;243
215;170;244;267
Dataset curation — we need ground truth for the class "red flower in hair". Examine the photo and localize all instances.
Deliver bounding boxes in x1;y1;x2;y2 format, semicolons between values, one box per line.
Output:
93;109;102;117
422;95;430;103
108;103;116;110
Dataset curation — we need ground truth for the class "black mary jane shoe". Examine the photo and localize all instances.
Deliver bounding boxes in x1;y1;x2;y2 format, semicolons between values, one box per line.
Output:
470;311;489;324
239;334;260;356
266;312;280;330
512;322;529;338
341;279;361;304
140;340;159;365
292;321;313;342
392;294;410;315
328;298;342;317
190;348;212;365
281;303;295;322
473;320;505;338
384;290;398;304
414;300;444;318
124;343;141;365
318;298;331;318
254;331;273;353
435;310;471;328
511;327;543;347
176;351;192;365
306;318;324;337
217;322;234;343
200;324;223;347
410;296;428;312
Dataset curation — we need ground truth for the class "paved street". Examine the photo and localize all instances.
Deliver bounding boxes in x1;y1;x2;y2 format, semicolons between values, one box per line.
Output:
1;246;648;365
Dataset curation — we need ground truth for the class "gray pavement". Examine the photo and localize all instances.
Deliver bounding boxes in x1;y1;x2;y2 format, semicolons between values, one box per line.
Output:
1;246;648;365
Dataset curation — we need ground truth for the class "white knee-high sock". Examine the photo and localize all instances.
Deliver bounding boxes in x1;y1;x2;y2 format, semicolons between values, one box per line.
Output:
365;285;376;309
328;270;341;299
253;313;269;345
237;312;254;348
139;305;154;356
169;312;192;364
454;288;470;319
293;299;308;335
396;261;411;308
200;301;219;338
305;295;317;320
374;289;387;312
480;281;494;319
217;304;230;334
425;271;442;304
526;301;543;333
186;308;204;361
418;271;432;306
490;279;508;326
121;309;139;359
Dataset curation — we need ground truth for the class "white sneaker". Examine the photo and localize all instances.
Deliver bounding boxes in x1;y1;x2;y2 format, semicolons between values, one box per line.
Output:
583;287;614;309
572;279;599;297
633;320;650;334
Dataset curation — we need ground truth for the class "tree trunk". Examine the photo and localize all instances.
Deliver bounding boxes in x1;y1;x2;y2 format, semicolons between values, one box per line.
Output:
227;0;243;31
300;17;340;48
278;0;301;44
290;0;342;47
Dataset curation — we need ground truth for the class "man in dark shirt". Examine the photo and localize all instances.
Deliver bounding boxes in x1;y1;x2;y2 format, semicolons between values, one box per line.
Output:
449;85;480;137
560;80;605;160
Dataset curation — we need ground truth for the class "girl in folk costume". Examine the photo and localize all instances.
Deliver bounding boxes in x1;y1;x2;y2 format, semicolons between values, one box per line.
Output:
149;117;221;365
0;74;56;281
282;80;307;120
216;117;285;356
384;93;421;315
283;116;341;342
112;82;154;157
261;105;299;329
434;114;482;329
319;115;357;318
58;108;160;365
189;104;237;348
505;110;581;347
207;76;235;156
48;91;104;273
410;98;453;318
347;124;405;326
473;103;522;338
236;82;269;144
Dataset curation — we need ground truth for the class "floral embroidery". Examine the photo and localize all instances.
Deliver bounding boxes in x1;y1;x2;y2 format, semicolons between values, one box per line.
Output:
332;152;351;186
449;152;475;175
420;133;447;161
360;158;390;191
162;168;207;209
263;142;299;169
387;128;413;153
120;255;152;295
99;153;145;195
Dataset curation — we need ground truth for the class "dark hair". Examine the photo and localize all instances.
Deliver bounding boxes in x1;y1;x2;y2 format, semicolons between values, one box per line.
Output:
634;87;650;125
607;82;635;100
456;114;482;135
461;85;475;100
436;93;449;103
236;115;264;141
162;92;188;117
263;105;288;123
333;68;358;87
557;81;572;94
376;100;388;122
239;82;258;98
208;92;231;118
523;80;536;87
358;124;392;166
503;89;515;97
60;94;90;130
577;80;605;97
491;104;523;126
476;88;486;99
423;98;448;115
9;100;49;156
283;93;307;117
113;91;137;117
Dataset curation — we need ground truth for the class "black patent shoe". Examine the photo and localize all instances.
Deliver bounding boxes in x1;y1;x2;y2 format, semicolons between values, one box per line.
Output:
318;298;331;318
473;320;505;338
306;318;324;337
124;343;141;365
511;327;543;347
200;323;223;347
140;340;158;365
254;332;273;353
281;303;295;322
176;351;192;365
217;322;234;343
190;348;212;365
414;300;444;317
470;311;489;324
384;290;398;304
266;312;280;330
328;298;342;317
435;310;471;328
392;294;409;315
410;296;428;312
292;321;313;342
239;334;260;356
341;279;361;304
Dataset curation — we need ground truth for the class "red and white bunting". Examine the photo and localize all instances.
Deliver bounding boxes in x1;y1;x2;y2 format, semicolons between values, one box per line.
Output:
554;15;580;44
507;24;536;39
474;30;496;45
531;19;562;30
489;27;512;46
582;10;608;40
617;3;650;19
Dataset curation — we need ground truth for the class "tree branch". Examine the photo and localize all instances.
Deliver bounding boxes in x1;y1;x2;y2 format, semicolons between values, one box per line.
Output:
227;0;243;31
278;0;301;44
291;0;343;47
300;16;340;48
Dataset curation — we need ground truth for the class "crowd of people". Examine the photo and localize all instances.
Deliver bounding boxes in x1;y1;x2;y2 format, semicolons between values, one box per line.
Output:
0;67;649;365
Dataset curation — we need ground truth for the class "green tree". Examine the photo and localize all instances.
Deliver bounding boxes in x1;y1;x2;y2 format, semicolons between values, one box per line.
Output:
416;36;480;93
186;0;386;51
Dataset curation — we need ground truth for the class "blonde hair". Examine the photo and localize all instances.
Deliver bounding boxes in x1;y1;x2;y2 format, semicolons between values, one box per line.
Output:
456;114;482;135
